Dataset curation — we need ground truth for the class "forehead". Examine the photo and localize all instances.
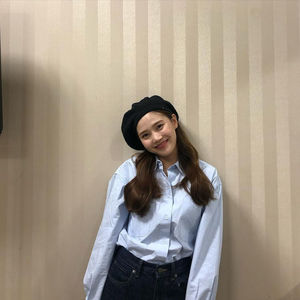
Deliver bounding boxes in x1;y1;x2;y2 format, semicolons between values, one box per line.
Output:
136;111;168;133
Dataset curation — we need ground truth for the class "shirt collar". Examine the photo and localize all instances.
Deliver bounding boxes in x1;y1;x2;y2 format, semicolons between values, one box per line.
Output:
155;157;185;176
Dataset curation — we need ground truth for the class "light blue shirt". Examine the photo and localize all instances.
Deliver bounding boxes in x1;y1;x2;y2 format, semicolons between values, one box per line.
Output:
83;156;223;300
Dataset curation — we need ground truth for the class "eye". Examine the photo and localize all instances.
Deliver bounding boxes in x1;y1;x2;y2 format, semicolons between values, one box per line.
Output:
157;123;164;130
141;133;149;139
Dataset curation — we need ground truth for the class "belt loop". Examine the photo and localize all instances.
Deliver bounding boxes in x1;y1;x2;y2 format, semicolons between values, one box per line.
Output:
171;261;177;278
171;261;175;276
134;258;143;278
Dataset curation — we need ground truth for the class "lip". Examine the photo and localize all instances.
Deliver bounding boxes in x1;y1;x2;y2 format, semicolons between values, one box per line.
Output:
155;139;168;149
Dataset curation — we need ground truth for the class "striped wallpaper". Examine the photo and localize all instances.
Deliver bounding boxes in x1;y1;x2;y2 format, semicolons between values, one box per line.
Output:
0;1;299;299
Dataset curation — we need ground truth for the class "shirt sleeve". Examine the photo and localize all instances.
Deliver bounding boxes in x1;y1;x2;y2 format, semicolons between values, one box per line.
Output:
185;170;223;300
83;173;129;300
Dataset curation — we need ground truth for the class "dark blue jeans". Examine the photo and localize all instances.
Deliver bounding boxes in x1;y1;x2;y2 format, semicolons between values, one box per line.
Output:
101;246;192;300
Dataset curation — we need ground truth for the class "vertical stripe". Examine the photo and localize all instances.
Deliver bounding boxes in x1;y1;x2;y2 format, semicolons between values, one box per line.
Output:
210;1;225;173
44;1;61;299
160;0;173;100
96;0;112;188
31;2;49;299
248;2;265;239
173;0;186;123
82;0;99;298
57;1;74;299
110;0;123;162
0;3;9;297
71;0;86;230
236;2;252;299
198;1;211;160
262;2;280;298
123;0;136;103
148;0;161;94
236;1;251;211
186;0;199;149
123;0;136;159
71;0;86;220
111;0;123;105
286;0;300;293
97;0;111;150
248;2;266;299
84;0;99;194
136;0;148;98
98;0;111;112
70;2;87;299
222;2;238;299
19;1;35;299
273;1;293;298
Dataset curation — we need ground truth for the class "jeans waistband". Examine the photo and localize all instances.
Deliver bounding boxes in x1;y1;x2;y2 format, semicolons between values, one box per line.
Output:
113;246;192;278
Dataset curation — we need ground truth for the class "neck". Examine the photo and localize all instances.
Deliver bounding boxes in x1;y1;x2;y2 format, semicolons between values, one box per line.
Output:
159;151;178;172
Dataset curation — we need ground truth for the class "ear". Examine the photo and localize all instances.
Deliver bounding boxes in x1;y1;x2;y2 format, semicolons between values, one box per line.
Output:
171;114;178;129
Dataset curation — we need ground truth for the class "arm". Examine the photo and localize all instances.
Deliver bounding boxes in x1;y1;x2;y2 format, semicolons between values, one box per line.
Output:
185;171;223;300
83;173;129;300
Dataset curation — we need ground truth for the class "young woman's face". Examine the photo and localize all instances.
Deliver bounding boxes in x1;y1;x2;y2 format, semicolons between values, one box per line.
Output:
136;111;178;163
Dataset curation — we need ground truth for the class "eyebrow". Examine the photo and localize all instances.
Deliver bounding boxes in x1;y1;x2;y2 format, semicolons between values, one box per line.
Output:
137;120;164;136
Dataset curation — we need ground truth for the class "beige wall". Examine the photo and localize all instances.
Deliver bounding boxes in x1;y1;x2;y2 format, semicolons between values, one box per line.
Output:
0;1;300;299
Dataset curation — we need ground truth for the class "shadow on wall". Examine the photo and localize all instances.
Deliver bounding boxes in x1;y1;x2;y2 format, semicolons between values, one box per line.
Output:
0;57;29;159
218;184;284;300
0;57;83;160
0;56;88;299
280;283;300;300
0;58;59;159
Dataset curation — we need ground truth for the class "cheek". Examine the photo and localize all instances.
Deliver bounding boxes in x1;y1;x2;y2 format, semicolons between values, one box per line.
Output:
167;127;176;138
140;139;151;149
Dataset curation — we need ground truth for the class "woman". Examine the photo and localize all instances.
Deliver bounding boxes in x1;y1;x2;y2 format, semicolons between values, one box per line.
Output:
83;95;223;300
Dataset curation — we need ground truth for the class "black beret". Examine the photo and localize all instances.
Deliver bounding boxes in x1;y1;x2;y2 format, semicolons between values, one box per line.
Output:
121;95;179;150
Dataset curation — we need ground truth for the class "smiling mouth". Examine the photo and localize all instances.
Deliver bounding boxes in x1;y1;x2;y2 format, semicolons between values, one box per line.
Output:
155;139;168;149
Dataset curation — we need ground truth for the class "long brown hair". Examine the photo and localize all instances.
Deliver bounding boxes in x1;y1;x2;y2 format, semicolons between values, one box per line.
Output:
124;111;214;217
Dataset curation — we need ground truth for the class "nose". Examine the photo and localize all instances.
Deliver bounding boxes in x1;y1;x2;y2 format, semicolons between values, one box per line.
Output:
152;132;162;143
